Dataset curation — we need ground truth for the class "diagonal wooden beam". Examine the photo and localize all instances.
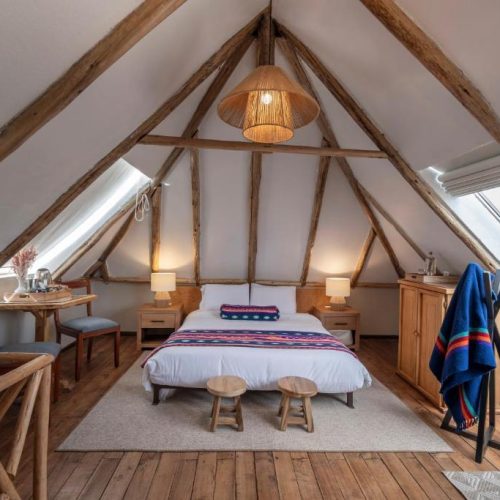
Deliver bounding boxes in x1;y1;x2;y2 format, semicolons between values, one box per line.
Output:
140;134;387;158
150;185;162;272
247;152;262;283
351;228;376;288
300;142;331;286
0;12;262;269
278;34;405;279
359;0;500;142
0;0;187;161
153;34;255;186
277;21;498;271
85;210;136;277
190;148;201;285
70;36;254;280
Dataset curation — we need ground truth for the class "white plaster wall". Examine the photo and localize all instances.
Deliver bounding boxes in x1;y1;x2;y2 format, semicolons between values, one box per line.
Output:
3;0;500;344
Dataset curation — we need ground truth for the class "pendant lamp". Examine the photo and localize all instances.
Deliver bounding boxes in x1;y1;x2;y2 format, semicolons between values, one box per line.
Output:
218;64;320;144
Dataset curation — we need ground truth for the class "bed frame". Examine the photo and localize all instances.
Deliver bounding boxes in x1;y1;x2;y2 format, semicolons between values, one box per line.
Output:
151;382;354;408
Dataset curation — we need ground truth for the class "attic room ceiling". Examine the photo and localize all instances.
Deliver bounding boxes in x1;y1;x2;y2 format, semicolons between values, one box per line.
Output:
0;0;499;281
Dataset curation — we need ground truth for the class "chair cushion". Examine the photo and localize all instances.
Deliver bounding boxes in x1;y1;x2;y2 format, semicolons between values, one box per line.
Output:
61;316;119;333
0;342;61;358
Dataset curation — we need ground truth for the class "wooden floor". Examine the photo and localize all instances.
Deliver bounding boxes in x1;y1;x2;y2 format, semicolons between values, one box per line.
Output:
2;336;500;499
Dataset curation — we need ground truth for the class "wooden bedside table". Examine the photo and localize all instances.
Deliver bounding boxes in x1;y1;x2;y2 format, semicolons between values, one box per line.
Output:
312;305;360;351
136;303;183;350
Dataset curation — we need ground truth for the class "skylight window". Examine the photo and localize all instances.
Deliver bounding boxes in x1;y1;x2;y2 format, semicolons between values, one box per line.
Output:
1;159;150;277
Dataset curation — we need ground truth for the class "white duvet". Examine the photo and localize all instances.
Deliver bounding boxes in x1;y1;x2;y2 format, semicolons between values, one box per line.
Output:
142;310;372;398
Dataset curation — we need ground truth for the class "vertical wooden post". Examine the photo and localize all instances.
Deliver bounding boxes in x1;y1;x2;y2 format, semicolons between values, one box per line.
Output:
150;186;162;273
190;148;201;285
278;34;405;279
247;7;273;283
248;152;262;284
300;141;331;286
33;364;51;500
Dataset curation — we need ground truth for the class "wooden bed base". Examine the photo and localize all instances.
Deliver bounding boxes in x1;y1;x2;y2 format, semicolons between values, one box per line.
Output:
151;382;354;408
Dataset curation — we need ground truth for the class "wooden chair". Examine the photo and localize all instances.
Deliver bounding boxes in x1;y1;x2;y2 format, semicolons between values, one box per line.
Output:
0;342;61;402
54;279;120;381
278;376;318;432
207;375;246;432
0;352;52;500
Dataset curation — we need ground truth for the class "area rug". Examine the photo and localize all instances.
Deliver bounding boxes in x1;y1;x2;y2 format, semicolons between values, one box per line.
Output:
58;356;452;452
444;471;500;499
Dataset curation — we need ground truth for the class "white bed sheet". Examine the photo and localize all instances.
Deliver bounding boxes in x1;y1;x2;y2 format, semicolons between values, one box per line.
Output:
142;310;372;398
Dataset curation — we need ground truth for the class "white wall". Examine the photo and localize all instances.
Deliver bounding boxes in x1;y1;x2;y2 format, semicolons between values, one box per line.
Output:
2;0;499;345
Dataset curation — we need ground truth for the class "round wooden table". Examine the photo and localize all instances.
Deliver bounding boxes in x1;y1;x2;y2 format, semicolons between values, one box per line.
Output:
278;376;318;432
207;376;246;432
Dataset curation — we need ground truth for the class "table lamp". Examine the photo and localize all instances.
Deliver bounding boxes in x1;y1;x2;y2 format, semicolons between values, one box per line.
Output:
326;277;350;310
151;272;176;307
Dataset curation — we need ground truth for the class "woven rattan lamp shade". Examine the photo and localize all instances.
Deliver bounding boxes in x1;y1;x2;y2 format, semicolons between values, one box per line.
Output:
218;65;320;144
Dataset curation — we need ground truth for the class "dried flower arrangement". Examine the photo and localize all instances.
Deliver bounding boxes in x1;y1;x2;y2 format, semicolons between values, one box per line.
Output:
11;246;37;292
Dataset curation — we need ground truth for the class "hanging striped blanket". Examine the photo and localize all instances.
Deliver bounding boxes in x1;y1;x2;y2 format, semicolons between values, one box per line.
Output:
142;329;356;367
429;263;496;430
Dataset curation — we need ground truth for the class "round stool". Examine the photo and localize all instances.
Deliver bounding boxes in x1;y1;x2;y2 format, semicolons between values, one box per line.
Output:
207;376;246;432
277;376;318;432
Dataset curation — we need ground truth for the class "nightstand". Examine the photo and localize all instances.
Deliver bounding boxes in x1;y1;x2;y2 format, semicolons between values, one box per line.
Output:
312;305;360;351
136;303;183;350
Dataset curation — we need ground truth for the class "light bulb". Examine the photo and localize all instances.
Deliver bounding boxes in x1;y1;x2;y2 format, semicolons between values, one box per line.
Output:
260;92;273;105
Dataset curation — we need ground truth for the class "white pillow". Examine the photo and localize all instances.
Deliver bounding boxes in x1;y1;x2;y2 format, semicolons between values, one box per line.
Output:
199;284;249;310
250;283;296;314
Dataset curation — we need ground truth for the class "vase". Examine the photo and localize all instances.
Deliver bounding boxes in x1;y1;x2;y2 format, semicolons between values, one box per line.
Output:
14;275;28;294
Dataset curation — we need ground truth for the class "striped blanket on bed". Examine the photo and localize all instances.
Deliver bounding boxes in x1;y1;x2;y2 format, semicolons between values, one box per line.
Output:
142;329;356;367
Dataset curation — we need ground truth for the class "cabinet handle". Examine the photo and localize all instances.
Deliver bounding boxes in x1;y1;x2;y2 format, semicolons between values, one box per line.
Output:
151;320;165;324
334;322;348;326
413;330;419;337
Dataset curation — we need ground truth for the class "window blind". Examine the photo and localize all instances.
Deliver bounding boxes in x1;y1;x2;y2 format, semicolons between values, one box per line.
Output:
438;155;500;196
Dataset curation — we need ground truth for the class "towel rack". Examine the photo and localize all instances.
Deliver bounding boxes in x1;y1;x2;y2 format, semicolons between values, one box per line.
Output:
440;269;500;463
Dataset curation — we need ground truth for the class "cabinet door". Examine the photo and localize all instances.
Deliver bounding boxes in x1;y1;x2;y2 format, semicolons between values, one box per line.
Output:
417;290;444;404
398;285;419;382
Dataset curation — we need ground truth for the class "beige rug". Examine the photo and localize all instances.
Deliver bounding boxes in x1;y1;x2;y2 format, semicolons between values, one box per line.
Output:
59;357;452;452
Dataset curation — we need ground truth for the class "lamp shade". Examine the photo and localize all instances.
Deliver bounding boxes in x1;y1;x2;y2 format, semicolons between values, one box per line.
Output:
218;65;319;144
151;272;176;292
326;278;350;298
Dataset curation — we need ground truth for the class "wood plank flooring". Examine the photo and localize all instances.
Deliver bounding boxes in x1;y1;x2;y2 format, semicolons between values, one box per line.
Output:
2;335;499;499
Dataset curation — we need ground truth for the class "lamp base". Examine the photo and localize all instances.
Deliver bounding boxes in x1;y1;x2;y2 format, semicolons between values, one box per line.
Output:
154;291;171;308
327;296;348;311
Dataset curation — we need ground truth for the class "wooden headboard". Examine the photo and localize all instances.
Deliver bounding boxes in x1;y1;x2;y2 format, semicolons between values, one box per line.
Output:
170;285;329;315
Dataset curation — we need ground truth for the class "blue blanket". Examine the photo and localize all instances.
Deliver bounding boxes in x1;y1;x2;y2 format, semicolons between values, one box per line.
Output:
429;263;496;430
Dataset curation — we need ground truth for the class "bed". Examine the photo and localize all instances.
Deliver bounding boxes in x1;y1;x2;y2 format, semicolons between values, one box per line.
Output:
142;308;372;405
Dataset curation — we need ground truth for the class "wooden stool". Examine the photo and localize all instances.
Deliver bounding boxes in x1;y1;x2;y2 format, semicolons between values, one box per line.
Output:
278;376;318;432
207;376;246;432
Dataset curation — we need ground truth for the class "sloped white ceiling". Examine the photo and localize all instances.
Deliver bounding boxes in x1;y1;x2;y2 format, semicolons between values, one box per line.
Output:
1;0;499;286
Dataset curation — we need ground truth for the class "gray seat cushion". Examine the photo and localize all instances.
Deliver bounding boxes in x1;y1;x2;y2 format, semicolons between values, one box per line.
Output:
61;316;119;333
0;341;61;357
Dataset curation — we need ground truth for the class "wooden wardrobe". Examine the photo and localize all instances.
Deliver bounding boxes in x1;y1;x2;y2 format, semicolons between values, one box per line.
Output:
397;279;455;409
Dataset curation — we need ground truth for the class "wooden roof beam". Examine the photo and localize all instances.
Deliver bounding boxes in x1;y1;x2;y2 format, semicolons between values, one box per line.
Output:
0;11;262;269
359;0;500;142
276;21;498;271
351;228;377;288
0;0;188;161
190;149;201;285
277;34;405;279
300;143;331;286
140;135;388;158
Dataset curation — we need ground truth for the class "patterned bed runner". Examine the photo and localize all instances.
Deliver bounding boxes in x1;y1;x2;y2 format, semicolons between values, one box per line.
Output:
142;329;356;367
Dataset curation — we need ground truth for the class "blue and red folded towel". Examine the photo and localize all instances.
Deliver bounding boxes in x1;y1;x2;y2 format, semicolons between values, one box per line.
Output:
430;263;496;430
220;304;280;321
